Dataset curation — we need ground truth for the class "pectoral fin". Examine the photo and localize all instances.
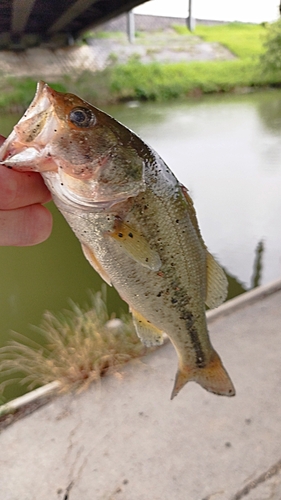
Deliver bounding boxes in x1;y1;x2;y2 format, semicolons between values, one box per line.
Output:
106;217;161;271
171;349;235;399
131;308;164;347
205;251;228;309
81;243;112;286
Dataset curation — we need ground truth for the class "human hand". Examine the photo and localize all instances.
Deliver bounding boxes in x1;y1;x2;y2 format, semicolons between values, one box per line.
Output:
0;135;52;246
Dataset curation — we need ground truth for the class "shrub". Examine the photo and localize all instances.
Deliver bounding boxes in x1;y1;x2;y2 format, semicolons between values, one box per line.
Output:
260;19;281;74
0;289;149;396
0;77;66;112
110;59;265;101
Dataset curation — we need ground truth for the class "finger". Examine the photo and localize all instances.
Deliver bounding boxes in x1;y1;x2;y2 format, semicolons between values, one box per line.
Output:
0;166;51;210
0;204;53;246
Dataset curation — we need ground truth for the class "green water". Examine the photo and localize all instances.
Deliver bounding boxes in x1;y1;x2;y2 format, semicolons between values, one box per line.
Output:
1;89;281;402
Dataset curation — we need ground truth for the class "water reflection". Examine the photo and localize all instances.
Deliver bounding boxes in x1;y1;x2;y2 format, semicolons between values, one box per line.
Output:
106;90;281;288
257;92;281;133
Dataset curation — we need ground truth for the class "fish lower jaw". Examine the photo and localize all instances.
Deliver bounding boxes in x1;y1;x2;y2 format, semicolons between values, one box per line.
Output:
0;131;58;172
42;172;128;211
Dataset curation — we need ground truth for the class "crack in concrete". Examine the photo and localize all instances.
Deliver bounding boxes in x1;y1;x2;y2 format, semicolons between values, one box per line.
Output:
63;481;74;500
230;457;281;500
201;490;224;500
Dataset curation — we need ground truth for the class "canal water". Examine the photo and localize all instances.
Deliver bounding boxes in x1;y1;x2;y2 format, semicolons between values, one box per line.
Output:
0;89;281;401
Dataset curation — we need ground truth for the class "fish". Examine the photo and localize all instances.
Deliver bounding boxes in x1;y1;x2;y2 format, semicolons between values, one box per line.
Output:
0;81;235;399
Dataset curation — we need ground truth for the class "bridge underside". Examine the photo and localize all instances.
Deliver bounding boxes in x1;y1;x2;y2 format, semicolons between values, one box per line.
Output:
0;0;146;50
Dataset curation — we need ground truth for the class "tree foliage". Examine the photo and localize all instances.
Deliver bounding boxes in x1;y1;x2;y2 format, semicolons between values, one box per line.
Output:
260;19;281;73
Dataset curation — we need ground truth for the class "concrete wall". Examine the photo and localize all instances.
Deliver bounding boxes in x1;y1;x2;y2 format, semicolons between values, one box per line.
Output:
95;13;226;33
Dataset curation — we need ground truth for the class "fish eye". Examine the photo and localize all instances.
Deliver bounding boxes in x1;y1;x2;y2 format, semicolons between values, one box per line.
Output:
69;107;96;128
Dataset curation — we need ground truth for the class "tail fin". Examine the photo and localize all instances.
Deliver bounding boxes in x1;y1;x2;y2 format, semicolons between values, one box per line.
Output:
171;349;235;400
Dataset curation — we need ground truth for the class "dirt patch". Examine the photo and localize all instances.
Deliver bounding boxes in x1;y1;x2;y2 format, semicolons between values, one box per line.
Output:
88;31;235;66
0;31;235;79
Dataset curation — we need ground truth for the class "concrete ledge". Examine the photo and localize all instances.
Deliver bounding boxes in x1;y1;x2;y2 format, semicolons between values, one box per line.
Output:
1;279;280;421
0;281;281;499
0;381;60;418
207;278;281;322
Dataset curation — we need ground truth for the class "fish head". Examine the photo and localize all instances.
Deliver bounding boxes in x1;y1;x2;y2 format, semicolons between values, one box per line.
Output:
0;81;145;207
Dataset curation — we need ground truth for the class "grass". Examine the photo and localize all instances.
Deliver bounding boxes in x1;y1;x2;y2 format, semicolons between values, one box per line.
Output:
194;22;266;59
82;30;126;40
107;22;276;101
0;22;278;111
109;58;273;101
60;67;113;104
0;77;66;113
0;288;149;398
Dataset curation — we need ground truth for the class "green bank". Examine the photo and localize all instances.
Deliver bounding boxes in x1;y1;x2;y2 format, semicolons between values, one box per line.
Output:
0;22;280;111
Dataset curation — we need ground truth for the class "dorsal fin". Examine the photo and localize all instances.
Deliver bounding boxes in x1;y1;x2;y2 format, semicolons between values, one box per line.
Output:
205;251;228;309
180;184;228;308
180;184;206;246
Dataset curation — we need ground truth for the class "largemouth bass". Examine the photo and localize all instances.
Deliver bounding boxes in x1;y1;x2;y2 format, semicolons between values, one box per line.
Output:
0;82;235;399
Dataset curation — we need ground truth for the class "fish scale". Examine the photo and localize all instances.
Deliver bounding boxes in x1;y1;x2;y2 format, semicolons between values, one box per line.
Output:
0;81;235;400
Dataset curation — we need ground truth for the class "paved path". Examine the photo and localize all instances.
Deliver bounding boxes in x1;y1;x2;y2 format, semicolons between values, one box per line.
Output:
0;281;281;500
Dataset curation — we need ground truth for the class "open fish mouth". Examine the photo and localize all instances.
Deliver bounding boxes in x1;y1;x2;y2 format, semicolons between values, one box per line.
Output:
0;81;59;172
0;81;146;209
0;83;93;207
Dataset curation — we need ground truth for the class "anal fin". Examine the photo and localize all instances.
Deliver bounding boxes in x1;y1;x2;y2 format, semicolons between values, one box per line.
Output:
171;348;235;399
130;308;164;347
81;243;112;286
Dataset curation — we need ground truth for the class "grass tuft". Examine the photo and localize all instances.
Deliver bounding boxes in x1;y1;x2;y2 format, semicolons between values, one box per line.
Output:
0;288;148;396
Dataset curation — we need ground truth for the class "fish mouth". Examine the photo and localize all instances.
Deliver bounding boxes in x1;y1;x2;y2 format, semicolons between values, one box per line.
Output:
0;82;99;207
0;81;58;172
0;81;145;209
0;81;99;173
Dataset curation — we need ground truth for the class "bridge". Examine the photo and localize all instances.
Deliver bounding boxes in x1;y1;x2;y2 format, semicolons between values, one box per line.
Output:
0;0;147;50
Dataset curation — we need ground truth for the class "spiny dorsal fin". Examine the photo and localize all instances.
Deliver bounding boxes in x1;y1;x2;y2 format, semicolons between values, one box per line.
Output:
180;184;206;247
181;185;227;309
205;251;228;309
